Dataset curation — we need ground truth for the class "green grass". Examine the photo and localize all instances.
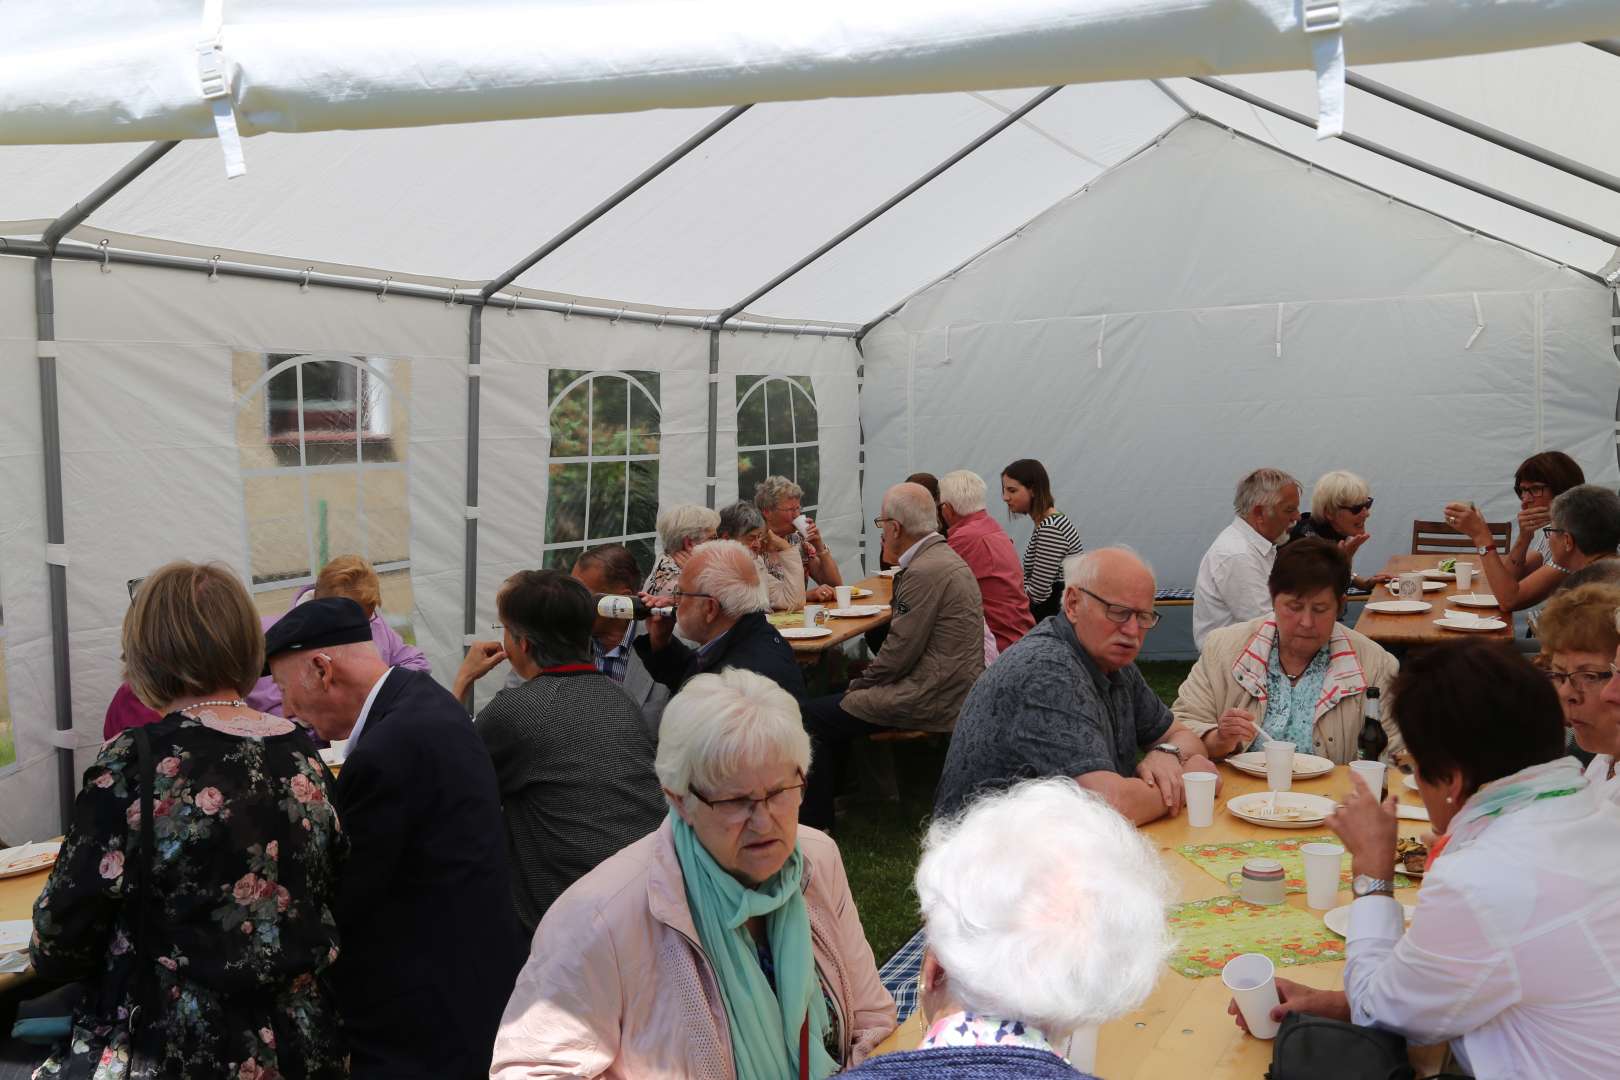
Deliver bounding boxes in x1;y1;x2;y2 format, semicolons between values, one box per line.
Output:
838;660;1193;963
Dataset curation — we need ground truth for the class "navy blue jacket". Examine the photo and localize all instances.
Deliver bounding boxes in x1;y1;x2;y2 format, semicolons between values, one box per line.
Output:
841;1044;1096;1078
635;610;806;699
333;668;525;1080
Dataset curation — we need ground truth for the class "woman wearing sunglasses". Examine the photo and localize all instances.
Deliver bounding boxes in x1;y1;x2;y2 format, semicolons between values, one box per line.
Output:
1287;469;1390;591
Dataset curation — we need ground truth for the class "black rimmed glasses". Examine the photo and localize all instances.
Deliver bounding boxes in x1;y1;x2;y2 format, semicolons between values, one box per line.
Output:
1546;669;1610;694
1076;586;1161;629
670;588;714;603
688;774;806;824
1515;482;1553;500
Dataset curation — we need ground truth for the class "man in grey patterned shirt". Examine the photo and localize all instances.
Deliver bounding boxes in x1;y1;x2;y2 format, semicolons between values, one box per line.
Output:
935;547;1219;824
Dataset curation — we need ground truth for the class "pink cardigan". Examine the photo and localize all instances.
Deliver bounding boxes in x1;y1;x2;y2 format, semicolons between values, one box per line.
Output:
491;818;897;1079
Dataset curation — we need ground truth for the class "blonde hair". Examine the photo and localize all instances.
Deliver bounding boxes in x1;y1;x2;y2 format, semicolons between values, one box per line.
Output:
123;561;264;710
314;554;382;618
1310;470;1371;520
1538;582;1620;657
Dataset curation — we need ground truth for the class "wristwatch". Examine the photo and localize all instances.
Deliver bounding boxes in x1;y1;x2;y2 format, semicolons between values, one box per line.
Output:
1351;874;1395;899
1476;544;1493;556
1149;743;1184;762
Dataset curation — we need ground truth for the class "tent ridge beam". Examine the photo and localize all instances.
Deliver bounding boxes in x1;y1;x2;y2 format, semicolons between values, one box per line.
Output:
1192;77;1620;250
480;105;751;299
713;84;1066;328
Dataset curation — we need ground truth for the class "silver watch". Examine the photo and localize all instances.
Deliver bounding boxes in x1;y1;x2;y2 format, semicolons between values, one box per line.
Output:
1149;742;1184;762
1351;873;1395;898
1476;544;1493;556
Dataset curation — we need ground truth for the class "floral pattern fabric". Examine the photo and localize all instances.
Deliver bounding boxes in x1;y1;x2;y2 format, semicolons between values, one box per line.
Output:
919;1011;1059;1056
30;711;348;1080
1259;642;1330;750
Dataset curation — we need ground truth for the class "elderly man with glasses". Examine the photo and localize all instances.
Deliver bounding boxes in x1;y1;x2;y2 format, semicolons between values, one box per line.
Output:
935;547;1217;824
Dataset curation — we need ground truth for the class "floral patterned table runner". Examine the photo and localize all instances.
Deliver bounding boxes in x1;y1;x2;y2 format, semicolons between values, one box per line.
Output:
1178;837;1415;894
1165;896;1346;979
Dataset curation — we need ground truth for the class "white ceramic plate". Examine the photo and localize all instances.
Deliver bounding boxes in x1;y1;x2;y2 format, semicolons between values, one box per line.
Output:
1365;600;1433;615
1448;593;1499;608
1225;751;1336;780
0;841;60;879
1384;580;1444;593
1420;570;1456;581
1323;903;1414;938
827;605;887;618
1434;616;1508;632
1225;791;1338;828
1402;772;1419;792
779;626;832;640
1396;803;1430;822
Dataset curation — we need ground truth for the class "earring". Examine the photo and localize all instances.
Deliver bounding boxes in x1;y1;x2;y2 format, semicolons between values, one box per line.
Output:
1445;797;1453;804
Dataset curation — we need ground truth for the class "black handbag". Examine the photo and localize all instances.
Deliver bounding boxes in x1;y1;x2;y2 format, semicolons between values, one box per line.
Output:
1267;1012;1415;1080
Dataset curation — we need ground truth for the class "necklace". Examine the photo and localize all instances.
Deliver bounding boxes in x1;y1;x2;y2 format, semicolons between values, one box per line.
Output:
177;698;247;713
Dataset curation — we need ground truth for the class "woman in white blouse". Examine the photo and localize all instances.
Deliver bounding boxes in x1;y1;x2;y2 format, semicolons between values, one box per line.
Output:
1538;582;1620;799
1230;639;1620;1079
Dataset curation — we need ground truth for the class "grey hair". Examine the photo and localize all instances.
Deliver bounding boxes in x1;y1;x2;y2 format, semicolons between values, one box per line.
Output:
690;539;769;617
656;503;721;553
884;482;939;537
1233;467;1300;516
754;475;804;511
717;500;766;539
916;778;1175;1035
655;668;811;804
938;470;988;515
1550;484;1620;555
1063;546;1155;592
1309;470;1370;520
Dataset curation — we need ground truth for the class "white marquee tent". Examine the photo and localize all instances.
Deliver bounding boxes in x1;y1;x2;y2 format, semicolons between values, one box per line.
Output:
2;1;1620;840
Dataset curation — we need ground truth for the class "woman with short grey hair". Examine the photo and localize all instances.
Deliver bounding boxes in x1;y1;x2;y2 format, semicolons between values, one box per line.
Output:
643;503;721;596
1449;483;1620;615
841;778;1173;1079
719;498;807;611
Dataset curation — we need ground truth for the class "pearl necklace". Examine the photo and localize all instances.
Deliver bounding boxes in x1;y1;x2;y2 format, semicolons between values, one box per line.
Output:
178;699;247;714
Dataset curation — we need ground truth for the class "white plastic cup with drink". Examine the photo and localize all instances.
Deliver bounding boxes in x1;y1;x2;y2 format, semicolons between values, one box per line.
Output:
1264;741;1296;792
793;513;813;539
1222;953;1282;1039
1301;842;1345;910
1350;759;1387;801
1183;771;1217;827
1454;560;1475;591
834;585;853;609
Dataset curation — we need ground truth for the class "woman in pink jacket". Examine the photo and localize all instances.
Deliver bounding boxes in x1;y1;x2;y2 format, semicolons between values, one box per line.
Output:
491;668;896;1079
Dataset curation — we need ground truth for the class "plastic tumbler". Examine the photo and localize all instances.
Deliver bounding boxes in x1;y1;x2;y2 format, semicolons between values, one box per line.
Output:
1264;741;1296;792
1350;759;1387;801
1301;842;1345;910
834;585;853;609
1183;771;1217;827
1222;953;1282;1039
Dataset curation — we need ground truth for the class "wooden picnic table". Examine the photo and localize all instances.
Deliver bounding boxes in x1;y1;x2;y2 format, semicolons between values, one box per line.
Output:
873;762;1443;1078
785;574;894;662
1353;554;1513;648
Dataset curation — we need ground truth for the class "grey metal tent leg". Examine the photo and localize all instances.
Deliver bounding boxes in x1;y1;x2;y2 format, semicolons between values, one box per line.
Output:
463;306;483;714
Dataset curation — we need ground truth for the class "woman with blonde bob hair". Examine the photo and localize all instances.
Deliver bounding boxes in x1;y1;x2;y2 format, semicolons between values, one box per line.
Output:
491;668;895;1079
1287;469;1390;590
1539;582;1620;799
842;778;1174;1078
30;561;346;1078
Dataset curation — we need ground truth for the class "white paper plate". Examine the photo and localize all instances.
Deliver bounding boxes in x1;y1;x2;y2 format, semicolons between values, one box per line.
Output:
1225;791;1337;828
1366;600;1432;615
1420;570;1456;581
1384;580;1444;593
0;841;60;879
849;587;875;599
827;605;887;618
1434;616;1507;632
1448;593;1499;608
1396;803;1430;822
1225;751;1336;780
1323;903;1414;938
779;626;832;640
876;568;900;578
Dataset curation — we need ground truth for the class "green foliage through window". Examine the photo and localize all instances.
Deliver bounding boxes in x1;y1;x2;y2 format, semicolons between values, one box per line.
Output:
546;370;661;580
736;375;819;507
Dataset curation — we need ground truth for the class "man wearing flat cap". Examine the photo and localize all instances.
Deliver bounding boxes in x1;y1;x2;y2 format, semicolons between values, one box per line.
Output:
266;598;523;1080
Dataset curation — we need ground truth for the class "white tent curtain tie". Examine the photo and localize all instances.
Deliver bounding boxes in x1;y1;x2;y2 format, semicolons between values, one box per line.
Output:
1466;293;1486;350
1303;0;1348;139
208;255;220;282
1275;303;1285;358
96;238;110;273
377;275;392;302
197;0;246;178
1096;314;1107;369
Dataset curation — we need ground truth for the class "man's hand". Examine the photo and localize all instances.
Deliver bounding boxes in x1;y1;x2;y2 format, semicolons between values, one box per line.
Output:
1202;708;1259;758
1326;771;1399;881
644;607;676;653
1135;749;1187;814
452;640;507;701
1228;977;1351;1033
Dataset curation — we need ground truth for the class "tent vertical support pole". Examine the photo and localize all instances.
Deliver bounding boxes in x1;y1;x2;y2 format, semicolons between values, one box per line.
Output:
462;305;483;714
706;331;720;510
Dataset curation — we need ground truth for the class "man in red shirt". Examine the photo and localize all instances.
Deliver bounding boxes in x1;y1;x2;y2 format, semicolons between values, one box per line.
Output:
940;470;1037;651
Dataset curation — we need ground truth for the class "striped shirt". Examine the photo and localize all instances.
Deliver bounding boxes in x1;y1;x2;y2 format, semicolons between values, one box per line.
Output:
1021;510;1084;612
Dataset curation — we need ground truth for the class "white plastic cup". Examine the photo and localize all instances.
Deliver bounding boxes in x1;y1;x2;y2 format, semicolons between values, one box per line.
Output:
793;513;812;538
1222;953;1282;1039
1350;759;1387;800
1301;842;1345;910
1455;561;1474;591
802;604;824;627
1183;771;1217;827
1264;741;1296;792
834;585;853;609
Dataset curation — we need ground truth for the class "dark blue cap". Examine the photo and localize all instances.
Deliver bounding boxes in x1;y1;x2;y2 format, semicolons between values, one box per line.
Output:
263;596;371;674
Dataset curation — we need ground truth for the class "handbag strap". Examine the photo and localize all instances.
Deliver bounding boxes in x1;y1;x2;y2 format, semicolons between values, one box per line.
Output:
128;726;158;1030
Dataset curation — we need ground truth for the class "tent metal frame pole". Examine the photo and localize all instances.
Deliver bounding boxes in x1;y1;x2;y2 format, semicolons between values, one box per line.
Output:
1191;77;1620;249
712;85;1065;328
1587;39;1620;59
1345;72;1620;195
462;306;482;713
481;105;751;300
32;140;179;829
706;331;720;509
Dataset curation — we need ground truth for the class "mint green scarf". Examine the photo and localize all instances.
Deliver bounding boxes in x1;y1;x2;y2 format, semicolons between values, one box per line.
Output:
671;812;837;1080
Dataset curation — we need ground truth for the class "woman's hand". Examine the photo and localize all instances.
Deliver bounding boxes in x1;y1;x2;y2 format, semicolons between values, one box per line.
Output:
807;584;837;604
1443;502;1490;547
1339;533;1370;560
1326;772;1399;881
1517;504;1551;536
1228;977;1351;1033
1201;708;1258;758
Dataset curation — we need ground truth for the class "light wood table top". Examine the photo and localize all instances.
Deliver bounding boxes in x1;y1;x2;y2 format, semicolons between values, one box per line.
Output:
1353;554;1512;648
784;575;894;660
874;763;1442;1078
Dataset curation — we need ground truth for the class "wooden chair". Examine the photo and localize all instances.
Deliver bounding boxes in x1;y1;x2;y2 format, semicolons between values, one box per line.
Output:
1410;518;1511;555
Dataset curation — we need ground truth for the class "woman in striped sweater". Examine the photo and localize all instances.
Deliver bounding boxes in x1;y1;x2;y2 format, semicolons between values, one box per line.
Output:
1001;459;1084;622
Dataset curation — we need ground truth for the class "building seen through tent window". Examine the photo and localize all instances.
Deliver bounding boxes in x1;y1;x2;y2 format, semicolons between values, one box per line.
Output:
545;369;661;578
737;375;819;510
234;352;416;639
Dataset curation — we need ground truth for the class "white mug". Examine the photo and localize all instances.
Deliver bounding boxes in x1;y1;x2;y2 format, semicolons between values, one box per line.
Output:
1395;572;1425;601
802;604;825;627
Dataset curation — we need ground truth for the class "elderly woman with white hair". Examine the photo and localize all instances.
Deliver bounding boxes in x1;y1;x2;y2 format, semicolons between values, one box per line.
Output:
843;779;1173;1079
1286;469;1391;590
490;668;896;1079
644;503;722;596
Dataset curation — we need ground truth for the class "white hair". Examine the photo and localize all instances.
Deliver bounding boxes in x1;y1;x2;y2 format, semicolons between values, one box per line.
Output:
938;470;988;515
1309;470;1370;520
657;503;721;553
1062;546;1155;591
754;475;804;511
884;483;939;537
690;539;769;617
655;668;811;800
917;778;1174;1035
1233;468;1299;516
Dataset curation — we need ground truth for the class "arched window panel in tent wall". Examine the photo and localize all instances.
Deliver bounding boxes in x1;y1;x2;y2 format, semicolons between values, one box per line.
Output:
234;352;416;644
544;369;661;580
736;375;820;509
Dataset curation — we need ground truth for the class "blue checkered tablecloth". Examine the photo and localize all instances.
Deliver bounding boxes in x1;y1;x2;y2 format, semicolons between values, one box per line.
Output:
877;928;927;1022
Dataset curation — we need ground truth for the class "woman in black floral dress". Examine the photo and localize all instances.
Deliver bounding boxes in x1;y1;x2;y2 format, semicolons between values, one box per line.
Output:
30;562;348;1079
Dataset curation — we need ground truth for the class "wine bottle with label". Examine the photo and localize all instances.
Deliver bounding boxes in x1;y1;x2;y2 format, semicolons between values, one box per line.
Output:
595;594;672;620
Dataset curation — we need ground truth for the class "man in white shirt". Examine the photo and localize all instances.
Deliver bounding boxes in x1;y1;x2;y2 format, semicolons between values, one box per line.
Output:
1192;468;1300;649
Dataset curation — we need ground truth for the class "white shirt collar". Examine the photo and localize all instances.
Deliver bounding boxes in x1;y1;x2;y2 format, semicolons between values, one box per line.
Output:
1231;515;1277;553
898;532;938;569
346;666;394;749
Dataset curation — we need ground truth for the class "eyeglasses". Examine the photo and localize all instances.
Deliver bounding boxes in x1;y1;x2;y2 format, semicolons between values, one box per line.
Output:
1547;669;1611;693
670;588;714;603
688;776;806;823
873;516;898;529
1543;527;1568;538
1339;498;1374;513
1515;482;1553;499
1076;586;1161;628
